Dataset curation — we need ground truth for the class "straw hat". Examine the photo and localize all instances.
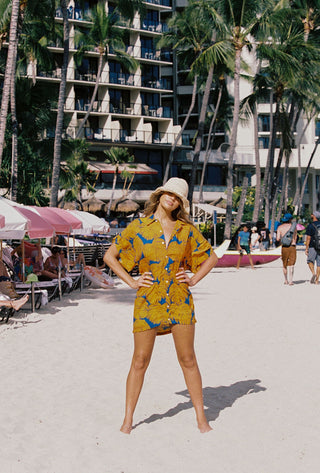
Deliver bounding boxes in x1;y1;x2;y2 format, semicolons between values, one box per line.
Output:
150;178;190;214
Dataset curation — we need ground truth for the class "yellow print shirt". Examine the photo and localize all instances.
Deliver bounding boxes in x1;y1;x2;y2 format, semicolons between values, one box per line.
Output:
114;215;212;334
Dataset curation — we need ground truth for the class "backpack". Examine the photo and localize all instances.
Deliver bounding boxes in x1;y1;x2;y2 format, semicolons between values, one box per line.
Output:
281;222;296;247
312;223;320;251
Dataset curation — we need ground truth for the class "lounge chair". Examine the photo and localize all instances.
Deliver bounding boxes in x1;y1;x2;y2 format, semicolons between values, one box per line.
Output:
0;293;29;323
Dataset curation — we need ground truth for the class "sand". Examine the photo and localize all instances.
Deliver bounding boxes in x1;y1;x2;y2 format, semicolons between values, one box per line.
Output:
0;249;319;473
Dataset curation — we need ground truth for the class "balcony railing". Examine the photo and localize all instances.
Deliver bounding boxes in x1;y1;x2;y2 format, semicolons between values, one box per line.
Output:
109;72;136;86
140;20;168;33
64;98;171;118
60;126;190;146
144;0;172;6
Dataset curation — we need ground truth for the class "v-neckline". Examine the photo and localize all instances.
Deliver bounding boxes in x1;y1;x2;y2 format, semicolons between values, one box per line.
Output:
155;217;176;249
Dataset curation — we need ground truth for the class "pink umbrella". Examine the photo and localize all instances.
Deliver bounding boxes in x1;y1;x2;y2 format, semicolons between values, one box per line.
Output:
15;207;55;239
30;206;73;234
296;223;305;231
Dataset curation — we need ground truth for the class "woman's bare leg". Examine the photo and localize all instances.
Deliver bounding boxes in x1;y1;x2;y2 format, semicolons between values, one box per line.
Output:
121;329;157;434
171;324;212;433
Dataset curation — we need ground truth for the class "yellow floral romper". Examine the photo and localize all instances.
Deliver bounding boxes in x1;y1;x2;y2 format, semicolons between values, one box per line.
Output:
114;215;213;335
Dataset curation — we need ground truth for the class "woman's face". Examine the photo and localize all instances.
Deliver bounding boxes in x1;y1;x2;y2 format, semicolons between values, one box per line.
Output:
159;192;181;213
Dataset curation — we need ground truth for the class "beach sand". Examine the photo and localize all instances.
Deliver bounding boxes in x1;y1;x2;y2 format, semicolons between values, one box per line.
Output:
0;249;319;473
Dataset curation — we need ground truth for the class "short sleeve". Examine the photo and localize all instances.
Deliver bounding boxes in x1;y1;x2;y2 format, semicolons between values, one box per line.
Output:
184;226;213;273
114;219;141;272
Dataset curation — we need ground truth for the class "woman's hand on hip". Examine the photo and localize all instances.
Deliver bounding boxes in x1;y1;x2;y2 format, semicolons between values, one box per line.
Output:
135;272;154;289
176;267;193;286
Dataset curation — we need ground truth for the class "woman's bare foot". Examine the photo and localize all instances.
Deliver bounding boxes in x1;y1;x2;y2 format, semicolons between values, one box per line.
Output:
198;421;212;433
120;423;132;434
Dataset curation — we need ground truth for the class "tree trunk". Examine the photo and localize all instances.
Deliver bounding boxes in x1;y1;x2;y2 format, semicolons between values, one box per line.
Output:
264;96;281;225
10;34;19;201
293;118;310;209
297;137;320;213
106;168;118;217
198;82;223;203
76;53;103;139
234;176;248;227
224;48;241;239
0;0;20;168
260;90;273;223
188;66;214;206
163;76;198;184
252;104;261;222
50;0;69;207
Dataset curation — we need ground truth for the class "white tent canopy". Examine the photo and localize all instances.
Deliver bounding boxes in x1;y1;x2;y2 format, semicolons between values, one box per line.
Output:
193;203;237;221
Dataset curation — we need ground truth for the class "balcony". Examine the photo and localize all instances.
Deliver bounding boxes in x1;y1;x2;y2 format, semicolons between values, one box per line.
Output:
140;20;168;33
75;69;97;82
109;72;136;86
141;77;172;90
142;105;172;118
62;127;190;146
144;0;172;6
109;102;142;116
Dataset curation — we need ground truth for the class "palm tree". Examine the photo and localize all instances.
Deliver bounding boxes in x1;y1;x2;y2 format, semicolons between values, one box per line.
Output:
0;0;20;169
74;2;138;139
59;139;96;208
159;0;233;204
104;147;135;216
50;0;69;207
217;0;273;239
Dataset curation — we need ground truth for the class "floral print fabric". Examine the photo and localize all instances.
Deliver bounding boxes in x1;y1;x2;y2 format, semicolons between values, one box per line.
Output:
114;215;212;335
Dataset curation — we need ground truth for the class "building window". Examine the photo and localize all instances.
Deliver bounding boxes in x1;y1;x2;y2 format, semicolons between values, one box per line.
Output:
258;115;271;132
315;120;320;138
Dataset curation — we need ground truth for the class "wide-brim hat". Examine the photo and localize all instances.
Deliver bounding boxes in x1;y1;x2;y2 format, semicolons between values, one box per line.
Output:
312;210;320;220
150;178;190;214
282;212;293;222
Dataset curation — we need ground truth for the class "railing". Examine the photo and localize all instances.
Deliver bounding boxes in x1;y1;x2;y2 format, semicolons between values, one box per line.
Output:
140;20;168;33
75;69;97;82
141;76;172;90
63;98;171;118
60;126;190;146
142;105;172;118
109;71;136;86
144;0;172;6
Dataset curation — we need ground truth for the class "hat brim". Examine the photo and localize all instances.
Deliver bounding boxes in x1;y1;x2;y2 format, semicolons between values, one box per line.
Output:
150;187;190;214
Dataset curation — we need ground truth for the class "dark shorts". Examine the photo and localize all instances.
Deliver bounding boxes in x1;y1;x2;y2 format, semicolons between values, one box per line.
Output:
240;244;250;255
307;247;320;265
281;245;296;267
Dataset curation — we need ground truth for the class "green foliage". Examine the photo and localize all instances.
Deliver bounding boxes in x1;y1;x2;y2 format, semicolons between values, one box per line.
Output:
232;185;256;221
60;139;96;203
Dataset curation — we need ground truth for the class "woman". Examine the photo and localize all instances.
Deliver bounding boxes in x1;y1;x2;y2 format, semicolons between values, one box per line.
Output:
44;246;67;278
104;177;222;434
250;226;260;250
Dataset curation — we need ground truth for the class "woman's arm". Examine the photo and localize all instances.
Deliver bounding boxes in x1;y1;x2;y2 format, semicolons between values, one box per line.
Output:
103;243;153;290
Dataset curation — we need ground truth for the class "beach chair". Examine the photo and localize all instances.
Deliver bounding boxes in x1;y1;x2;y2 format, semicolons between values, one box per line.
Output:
0;293;29;323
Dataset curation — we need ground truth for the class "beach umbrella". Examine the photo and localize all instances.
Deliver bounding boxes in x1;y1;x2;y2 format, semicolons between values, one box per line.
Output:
110;198;140;213
0;196;28;239
67;210;109;234
14;207;55;239
82;195;107;213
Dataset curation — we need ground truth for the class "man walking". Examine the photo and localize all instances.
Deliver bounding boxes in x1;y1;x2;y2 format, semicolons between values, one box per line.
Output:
276;213;297;286
305;211;320;284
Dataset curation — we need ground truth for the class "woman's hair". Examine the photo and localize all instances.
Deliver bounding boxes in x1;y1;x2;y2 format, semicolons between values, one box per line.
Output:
143;191;193;225
51;246;60;255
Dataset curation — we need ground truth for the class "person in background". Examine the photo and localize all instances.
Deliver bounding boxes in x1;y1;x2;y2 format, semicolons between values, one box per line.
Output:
259;223;272;250
236;225;254;269
276;213;297;286
305;210;320;284
250;226;260;250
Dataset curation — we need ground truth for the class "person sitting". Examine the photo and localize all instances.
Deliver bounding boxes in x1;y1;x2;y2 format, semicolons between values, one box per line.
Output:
44;246;67;278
